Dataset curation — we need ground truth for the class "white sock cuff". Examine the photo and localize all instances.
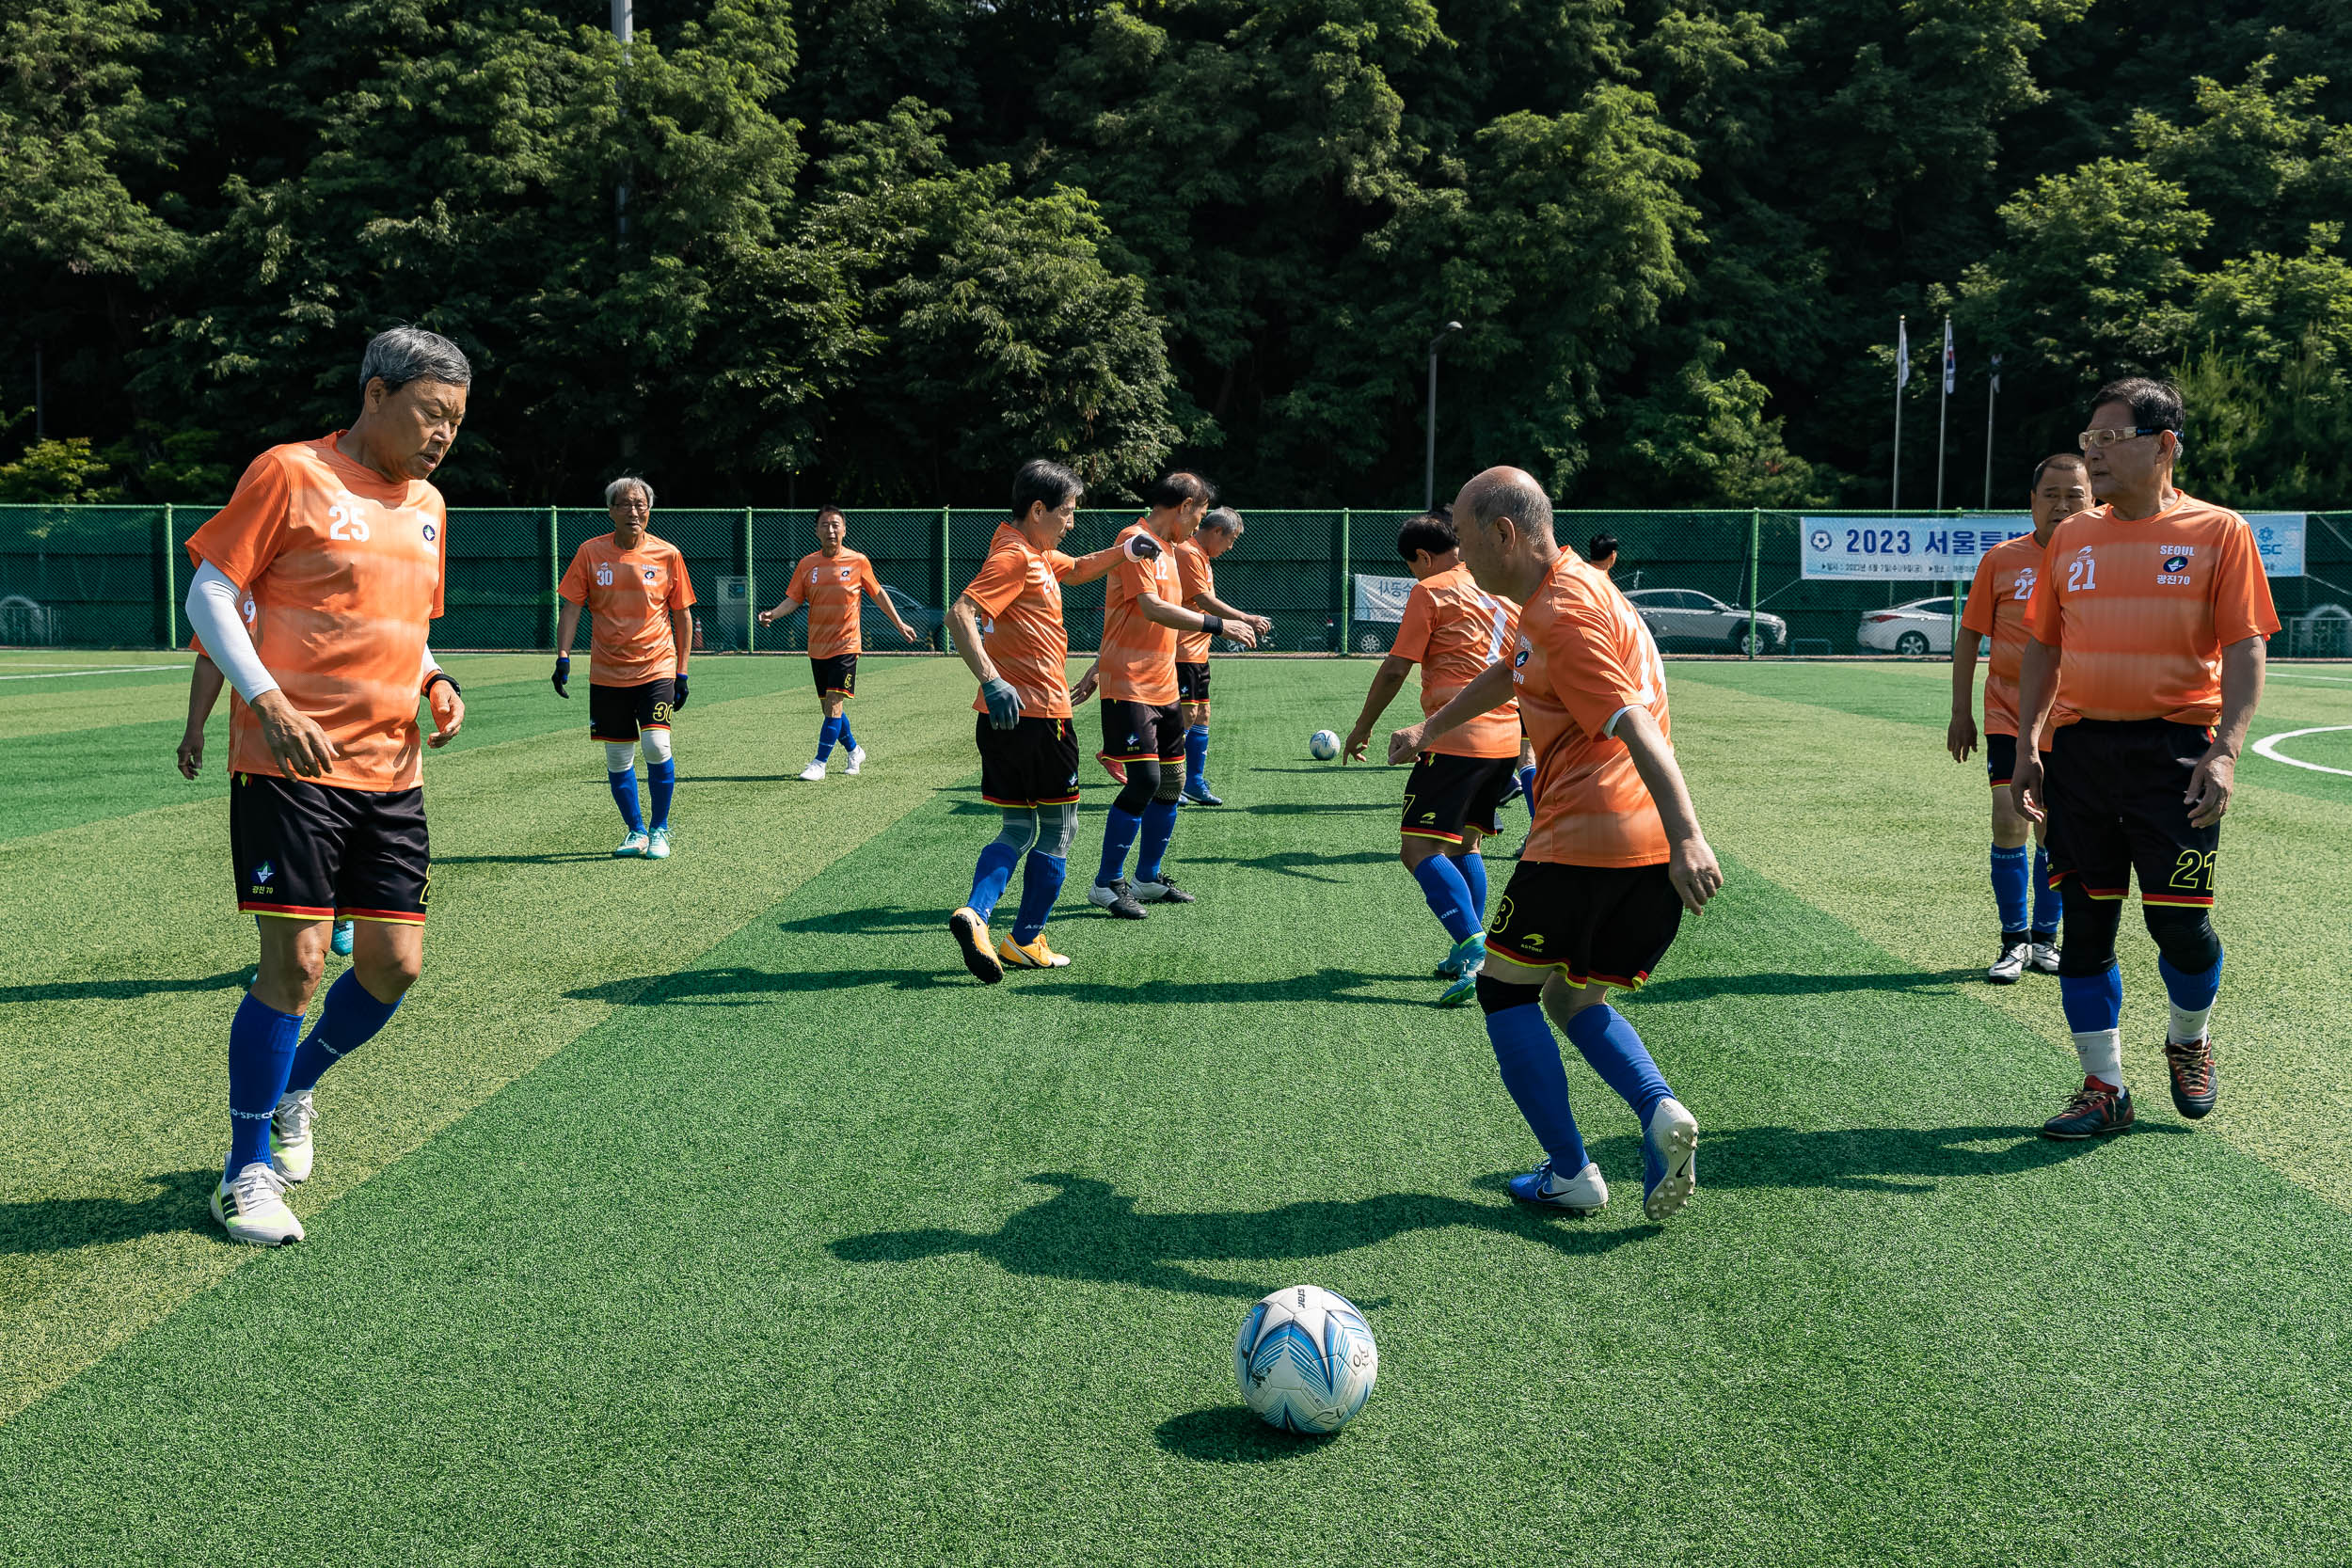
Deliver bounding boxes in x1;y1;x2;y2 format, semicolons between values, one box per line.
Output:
2072;1028;2123;1086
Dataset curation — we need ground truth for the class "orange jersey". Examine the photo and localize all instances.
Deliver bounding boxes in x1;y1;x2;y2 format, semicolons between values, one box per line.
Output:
1512;553;1672;867
1392;565;1521;759
964;523;1079;720
785;549;886;658
184;436;446;793
1173;539;1216;663
1960;531;2049;738
559;533;695;686
2022;493;2280;728
1100;521;1182;705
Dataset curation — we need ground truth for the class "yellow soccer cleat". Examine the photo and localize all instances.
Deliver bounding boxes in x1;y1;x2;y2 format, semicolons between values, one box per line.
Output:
995;933;1072;971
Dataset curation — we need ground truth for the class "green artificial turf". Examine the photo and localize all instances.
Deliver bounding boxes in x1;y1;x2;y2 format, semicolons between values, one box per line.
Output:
3;657;2349;1565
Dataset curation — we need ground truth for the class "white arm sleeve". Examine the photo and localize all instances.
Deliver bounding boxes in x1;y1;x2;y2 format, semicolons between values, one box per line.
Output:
421;645;441;684
185;562;278;704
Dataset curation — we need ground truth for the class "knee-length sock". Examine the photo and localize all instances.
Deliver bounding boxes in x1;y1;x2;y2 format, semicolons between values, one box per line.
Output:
1990;844;2030;940
609;769;644;832
815;715;843;761
1012;853;1069;944
1452;850;1488;924
1096;806;1142;885
1485;1004;1588;1171
1135;799;1180;882
646;759;675;831
284;968;401;1094
1410;854;1478;943
2029;847;2059;939
966;840;1023;923
226;993;304;1180
1184;724;1210;789
1562;1004;1672;1128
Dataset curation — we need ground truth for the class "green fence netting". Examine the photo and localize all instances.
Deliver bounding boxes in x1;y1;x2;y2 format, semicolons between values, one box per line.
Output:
7;503;2348;657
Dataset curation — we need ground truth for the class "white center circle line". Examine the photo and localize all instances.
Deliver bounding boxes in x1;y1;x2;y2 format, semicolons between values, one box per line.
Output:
2251;725;2352;778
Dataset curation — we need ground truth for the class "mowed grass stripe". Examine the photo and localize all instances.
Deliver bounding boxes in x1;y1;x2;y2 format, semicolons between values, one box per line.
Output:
0;654;840;843
0;657;972;1421
1661;671;2352;1212
1;663;2348;1565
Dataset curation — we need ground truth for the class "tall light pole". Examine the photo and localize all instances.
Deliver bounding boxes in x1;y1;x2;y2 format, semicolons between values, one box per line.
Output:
1424;320;1464;509
612;0;631;237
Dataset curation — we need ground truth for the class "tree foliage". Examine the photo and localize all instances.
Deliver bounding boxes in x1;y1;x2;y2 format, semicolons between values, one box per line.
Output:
6;0;2352;507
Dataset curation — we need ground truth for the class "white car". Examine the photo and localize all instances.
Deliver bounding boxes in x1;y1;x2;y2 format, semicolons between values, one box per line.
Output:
1856;595;1973;656
1623;589;1788;654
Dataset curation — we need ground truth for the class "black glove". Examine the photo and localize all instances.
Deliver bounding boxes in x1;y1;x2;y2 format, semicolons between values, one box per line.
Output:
1121;531;1162;562
672;673;689;710
552;656;569;698
980;676;1023;731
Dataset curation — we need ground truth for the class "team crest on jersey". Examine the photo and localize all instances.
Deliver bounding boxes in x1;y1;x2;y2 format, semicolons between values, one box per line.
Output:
252;861;275;885
2159;552;2193;585
643;567;659;581
838;567;853;580
1513;634;1531;669
421;522;437;543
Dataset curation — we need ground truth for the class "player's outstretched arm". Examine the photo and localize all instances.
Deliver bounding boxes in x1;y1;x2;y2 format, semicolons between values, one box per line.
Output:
1195;588;1273;640
1947;632;1980;762
1387;658;1516;765
2185;634;2265;829
1344;656;1414;762
1614;708;1723;913
2009;634;2059;824
1057;546;1129;587
755;590;806;627
1136;592;1257;648
179;654;226;778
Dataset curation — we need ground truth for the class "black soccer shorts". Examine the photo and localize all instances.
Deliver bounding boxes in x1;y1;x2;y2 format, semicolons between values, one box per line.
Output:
1401;752;1518;846
1100;698;1187;764
1984;732;2052;789
589;678;675;743
811;654;858;698
230;771;430;925
1176;661;1211;703
977;715;1082;807
1486;860;1684;990
2043;718;2221;908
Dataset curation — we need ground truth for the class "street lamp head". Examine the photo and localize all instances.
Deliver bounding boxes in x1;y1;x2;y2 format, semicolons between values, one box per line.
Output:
1444;320;1463;334
1431;320;1465;352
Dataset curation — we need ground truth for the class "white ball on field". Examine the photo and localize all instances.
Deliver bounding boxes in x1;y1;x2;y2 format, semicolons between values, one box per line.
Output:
1308;729;1341;761
1234;1284;1377;1434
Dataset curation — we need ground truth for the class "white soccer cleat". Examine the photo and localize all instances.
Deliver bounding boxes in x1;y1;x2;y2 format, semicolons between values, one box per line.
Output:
646;827;673;860
844;745;866;777
270;1089;316;1183
1507;1158;1609;1212
1988;942;2031;984
614;829;650;858
797;761;827;782
1641;1098;1699;1222
212;1161;303;1246
2029;941;2061;974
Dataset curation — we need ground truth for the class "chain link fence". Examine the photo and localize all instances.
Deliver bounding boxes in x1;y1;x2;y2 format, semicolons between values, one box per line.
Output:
8;503;2348;657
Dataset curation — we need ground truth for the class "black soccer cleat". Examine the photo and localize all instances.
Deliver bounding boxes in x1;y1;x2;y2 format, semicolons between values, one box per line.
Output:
2163;1036;2217;1120
1134;872;1196;905
2042;1078;2135;1140
948;907;1004;984
1088;878;1148;919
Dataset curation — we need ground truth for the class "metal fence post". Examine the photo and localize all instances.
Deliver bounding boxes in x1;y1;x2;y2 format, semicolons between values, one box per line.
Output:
546;505;560;648
742;505;755;652
1338;508;1351;656
163;504;177;651
1747;508;1761;659
938;506;951;652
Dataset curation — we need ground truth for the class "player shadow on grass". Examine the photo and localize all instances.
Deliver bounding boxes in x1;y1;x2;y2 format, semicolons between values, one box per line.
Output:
1632;967;1982;1003
1225;849;1394;882
0;1169;219;1254
565;966;960;1005
773;906;946;935
432;852;613;866
0;970;247;1004
831;1172;1643;1303
1550;1121;2180;1197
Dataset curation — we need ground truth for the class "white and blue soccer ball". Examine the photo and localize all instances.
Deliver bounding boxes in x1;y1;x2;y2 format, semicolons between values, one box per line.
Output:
1234;1284;1377;1434
1308;729;1342;761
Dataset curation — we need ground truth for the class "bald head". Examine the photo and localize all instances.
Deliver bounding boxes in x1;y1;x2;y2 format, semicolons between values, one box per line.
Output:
1450;466;1561;601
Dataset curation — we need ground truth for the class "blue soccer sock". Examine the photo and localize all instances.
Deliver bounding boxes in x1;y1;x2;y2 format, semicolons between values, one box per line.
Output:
966;839;1023;924
836;714;858;752
815;715;843;761
1485;1004;1588;1171
2059;964;2125;1085
1096;805;1142;885
1410;853;1478;943
1562;1004;1673;1128
1012;852;1069;944
1452;850;1488;925
1184;724;1210;789
609;769;644;832
1135;799;1180;882
2029;847;2059;939
284;968;402;1094
226;992;304;1181
1517;764;1537;816
646;758;676;831
2158;949;2222;1043
1990;844;2030;939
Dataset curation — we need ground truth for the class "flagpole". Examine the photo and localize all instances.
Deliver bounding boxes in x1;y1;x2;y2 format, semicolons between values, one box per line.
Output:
1982;352;2000;508
1934;315;1951;513
1891;315;1905;512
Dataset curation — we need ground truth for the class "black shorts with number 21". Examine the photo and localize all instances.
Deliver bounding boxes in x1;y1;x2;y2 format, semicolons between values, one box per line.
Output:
2043;718;2220;907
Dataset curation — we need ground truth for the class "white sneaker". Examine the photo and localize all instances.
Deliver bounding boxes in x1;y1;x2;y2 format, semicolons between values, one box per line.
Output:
1507;1158;1609;1212
1641;1097;1699;1222
797;761;827;782
1988;942;2030;984
270;1089;316;1183
614;829;650;858
212;1161;303;1245
646;827;673;860
2028;941;2061;974
844;745;866;777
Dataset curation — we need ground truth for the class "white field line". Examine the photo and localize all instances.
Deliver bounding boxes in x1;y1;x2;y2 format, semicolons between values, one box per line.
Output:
2251;725;2352;779
0;665;184;681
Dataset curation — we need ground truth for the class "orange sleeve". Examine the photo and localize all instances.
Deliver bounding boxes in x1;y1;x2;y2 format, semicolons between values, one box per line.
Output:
1110;552;1158;603
1544;601;1650;736
2022;529;2064;646
669;546;698;610
859;560;885;603
1960;551;1999;636
184;450;294;587
1175;546;1209;607
559;543;591;606
1391;583;1435;665
2212;520;2280;644
1047;550;1078;579
964;547;1028;618
431;502;445;620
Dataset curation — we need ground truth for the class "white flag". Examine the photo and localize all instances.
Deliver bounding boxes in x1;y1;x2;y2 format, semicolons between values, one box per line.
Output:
1942;317;1957;395
1896;318;1910;388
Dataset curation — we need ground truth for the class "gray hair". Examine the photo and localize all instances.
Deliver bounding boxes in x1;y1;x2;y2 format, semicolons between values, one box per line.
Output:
358;326;472;396
1201;506;1244;536
605;474;655;509
1461;468;1553;540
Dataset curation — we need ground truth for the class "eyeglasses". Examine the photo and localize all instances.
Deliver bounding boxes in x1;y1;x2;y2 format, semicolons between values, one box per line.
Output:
2077;425;2171;451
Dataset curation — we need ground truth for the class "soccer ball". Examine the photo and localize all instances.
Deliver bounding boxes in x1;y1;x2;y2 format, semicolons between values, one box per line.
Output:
1308;729;1341;761
1234;1285;1378;1434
